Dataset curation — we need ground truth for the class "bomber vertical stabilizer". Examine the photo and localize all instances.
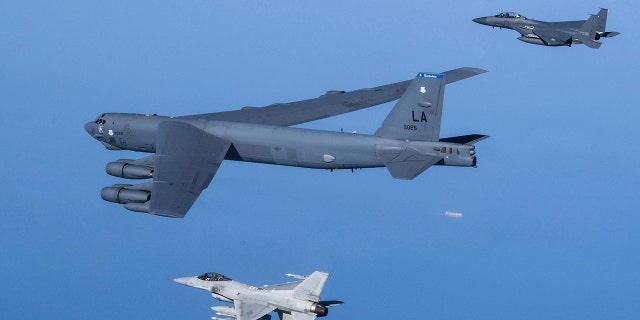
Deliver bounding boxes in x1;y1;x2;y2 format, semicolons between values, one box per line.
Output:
375;73;446;142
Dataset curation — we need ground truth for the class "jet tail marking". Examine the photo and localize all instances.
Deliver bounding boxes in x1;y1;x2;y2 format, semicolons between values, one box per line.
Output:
375;73;445;141
576;8;609;48
375;70;486;141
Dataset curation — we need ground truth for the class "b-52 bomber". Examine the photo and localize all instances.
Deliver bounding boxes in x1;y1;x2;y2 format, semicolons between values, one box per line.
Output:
473;8;619;48
174;271;342;320
85;67;488;218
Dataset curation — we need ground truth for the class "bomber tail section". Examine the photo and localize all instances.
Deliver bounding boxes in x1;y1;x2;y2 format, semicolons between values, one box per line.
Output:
375;73;446;141
375;69;486;141
375;69;488;180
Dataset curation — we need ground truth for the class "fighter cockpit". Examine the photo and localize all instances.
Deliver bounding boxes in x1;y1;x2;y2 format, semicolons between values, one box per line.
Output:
197;272;232;281
495;12;525;19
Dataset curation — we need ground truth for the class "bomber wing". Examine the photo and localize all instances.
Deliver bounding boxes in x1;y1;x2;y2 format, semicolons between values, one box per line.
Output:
180;68;486;126
234;299;277;320
150;121;230;218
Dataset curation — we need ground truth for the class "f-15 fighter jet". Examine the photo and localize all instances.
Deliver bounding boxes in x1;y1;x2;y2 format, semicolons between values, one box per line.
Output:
473;8;619;48
85;68;488;218
174;271;342;320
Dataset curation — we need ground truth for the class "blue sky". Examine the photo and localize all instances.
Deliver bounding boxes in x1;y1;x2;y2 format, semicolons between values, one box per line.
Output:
1;1;638;319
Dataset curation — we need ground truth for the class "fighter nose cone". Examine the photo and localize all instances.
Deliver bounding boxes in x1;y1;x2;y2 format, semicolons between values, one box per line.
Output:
173;277;192;286
473;17;488;25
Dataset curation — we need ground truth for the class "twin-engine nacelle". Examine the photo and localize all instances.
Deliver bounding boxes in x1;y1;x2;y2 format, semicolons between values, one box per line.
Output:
101;185;149;204
102;160;154;213
106;161;153;179
100;183;151;213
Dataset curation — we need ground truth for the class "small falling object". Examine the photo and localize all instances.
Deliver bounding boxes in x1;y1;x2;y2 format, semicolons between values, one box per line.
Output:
445;211;463;218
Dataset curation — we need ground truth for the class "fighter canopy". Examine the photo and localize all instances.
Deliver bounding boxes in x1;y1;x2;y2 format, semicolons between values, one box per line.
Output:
494;12;525;19
197;272;231;281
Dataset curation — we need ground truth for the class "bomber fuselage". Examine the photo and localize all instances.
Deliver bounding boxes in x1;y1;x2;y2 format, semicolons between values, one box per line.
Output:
84;112;476;170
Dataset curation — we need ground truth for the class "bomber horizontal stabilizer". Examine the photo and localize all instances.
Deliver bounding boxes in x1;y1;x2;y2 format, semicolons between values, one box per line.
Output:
440;134;489;145
377;145;442;180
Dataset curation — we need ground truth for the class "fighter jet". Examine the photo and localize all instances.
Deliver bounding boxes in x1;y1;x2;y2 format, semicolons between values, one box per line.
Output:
473;8;619;48
174;271;342;320
85;68;488;218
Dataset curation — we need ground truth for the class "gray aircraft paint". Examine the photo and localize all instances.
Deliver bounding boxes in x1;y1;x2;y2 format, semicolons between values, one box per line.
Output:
85;68;488;218
473;8;619;48
174;271;341;320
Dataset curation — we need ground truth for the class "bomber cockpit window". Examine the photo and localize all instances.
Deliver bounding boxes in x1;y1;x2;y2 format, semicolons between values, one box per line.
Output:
197;272;232;282
95;114;107;125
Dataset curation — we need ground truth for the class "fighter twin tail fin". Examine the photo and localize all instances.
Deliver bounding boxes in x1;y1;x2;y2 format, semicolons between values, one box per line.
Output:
577;8;619;48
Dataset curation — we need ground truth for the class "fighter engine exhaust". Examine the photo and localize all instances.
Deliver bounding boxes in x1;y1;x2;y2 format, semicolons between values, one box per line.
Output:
309;303;328;317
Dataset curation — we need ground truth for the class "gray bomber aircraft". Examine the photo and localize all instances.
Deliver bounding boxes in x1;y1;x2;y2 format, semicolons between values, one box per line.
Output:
84;67;488;218
174;271;342;320
473;8;619;48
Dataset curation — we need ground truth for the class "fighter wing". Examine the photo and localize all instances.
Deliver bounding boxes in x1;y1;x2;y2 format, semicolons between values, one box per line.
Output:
531;27;573;46
290;311;316;320
262;281;302;291
234;299;276;320
180;68;485;127
149;121;230;218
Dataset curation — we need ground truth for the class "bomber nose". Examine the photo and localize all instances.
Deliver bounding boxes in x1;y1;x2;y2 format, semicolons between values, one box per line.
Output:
84;122;94;136
473;17;488;25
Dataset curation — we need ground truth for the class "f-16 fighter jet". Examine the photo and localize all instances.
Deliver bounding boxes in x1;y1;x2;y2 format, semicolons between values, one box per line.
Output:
85;68;488;218
473;8;619;48
174;271;342;320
